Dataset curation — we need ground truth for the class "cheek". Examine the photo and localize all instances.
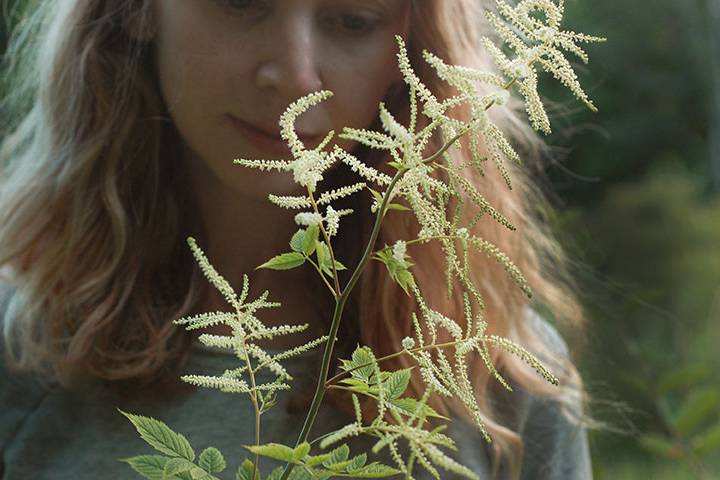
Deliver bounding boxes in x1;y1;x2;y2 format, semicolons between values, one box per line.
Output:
326;43;402;134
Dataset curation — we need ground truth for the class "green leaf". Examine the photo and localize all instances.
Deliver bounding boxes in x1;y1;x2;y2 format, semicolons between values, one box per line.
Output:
657;364;711;394
292;442;311;462
386;202;411;211
388;397;450;421
163;458;195;479
243;443;296;462
348;462;402;478
691;423;720;456
395;269;416;296
315;240;328;265
383;368;413;400
198;447;226;474
347;347;375;383
265;467;285;480
345;453;368;472
256;252;306;271
119;410;195;462
638;434;682;459
235;459;260;480
333;259;347;271
290;230;305;253
288;468;313;480
387;161;403;170
304;225;320;255
367;187;383;204
321;444;350;468
304;452;332;467
118;455;171;480
337;377;370;390
672;388;720;435
189;466;213;480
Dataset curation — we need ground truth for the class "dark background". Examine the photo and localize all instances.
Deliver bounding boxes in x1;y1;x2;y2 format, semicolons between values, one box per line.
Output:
2;1;719;478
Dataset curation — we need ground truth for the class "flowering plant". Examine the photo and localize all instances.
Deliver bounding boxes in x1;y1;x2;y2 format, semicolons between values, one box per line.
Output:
117;1;604;479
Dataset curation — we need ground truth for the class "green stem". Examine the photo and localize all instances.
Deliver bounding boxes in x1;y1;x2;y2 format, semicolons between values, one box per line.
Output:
306;186;342;296
305;255;337;296
279;170;407;480
233;303;263;479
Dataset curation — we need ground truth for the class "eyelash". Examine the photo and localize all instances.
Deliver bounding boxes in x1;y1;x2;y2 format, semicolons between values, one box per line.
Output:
219;0;381;36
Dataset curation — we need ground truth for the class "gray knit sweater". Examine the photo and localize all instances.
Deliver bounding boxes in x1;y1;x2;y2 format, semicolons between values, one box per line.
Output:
0;288;591;479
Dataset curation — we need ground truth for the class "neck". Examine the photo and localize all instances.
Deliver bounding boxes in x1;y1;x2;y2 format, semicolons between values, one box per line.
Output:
181;144;327;346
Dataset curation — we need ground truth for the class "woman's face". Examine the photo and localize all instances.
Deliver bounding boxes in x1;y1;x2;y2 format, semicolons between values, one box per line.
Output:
151;0;411;198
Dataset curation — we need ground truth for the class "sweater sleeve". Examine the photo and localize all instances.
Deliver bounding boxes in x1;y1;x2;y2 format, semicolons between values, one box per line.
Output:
0;285;50;477
517;311;593;480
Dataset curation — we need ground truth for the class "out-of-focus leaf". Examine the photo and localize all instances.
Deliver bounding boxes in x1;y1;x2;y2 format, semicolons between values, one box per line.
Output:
690;423;720;456
638;434;683;459
672;387;720;436
656;364;711;394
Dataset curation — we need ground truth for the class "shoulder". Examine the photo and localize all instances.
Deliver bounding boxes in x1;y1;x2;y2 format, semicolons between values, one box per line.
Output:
0;281;51;454
516;308;593;479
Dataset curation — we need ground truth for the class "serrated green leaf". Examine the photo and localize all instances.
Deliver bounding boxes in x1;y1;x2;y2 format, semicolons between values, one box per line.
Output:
657;365;711;394
304;225;319;256
395;269;416;296
345;453;368;472
322;444;350;468
290;230;306;253
292;442;311;462
349;462;402;478
673;388;720;435
288;467;313;480
348;347;375;383
243;443;296;462
265;467;285;480
198;447;226;473
189;466;213;480
119;410;195;462
638;434;682;459
325;460;352;473
691;423;720;456
304;452;333;467
118;455;171;480
334;259;347;271
383;368;412;399
388;397;450;421
256;252;306;271
235;459;260;480
164;458;195;479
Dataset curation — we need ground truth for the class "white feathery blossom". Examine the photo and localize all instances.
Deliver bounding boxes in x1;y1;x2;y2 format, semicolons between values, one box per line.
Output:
173;237;326;400
267;194;311;210
392;240;407;264
294;211;323;227
482;0;606;133
325;205;340;237
401;336;416;350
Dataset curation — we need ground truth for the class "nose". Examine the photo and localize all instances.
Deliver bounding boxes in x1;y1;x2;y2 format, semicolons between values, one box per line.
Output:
254;15;324;103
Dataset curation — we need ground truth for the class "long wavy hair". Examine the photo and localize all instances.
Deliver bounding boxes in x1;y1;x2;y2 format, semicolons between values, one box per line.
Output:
0;0;593;478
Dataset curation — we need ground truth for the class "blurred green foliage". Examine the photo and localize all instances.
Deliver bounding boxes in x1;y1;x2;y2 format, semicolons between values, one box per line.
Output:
542;0;720;478
558;162;720;478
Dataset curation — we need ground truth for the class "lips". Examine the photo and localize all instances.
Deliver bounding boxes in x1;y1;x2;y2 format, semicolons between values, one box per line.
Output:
227;114;321;153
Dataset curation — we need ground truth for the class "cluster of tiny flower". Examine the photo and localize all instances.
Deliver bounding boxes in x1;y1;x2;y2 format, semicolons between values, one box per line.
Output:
293;206;353;238
392;240;407;264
